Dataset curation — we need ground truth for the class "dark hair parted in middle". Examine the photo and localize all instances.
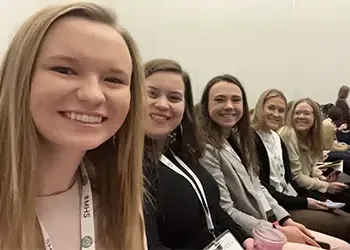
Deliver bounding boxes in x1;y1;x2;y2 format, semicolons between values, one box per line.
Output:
197;74;257;172
144;59;202;162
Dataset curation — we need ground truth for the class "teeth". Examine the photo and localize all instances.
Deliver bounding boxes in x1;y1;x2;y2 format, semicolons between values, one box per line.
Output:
63;112;103;124
222;114;234;118
151;114;168;120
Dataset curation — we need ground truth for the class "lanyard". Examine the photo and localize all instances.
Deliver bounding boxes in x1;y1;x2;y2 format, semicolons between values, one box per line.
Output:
38;163;96;250
160;152;216;237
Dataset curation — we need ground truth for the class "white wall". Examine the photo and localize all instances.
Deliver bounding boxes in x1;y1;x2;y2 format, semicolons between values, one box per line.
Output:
0;0;115;59
114;0;350;106
1;1;350;107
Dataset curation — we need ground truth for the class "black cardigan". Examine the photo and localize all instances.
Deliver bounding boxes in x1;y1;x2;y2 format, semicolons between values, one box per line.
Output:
255;131;309;210
144;151;249;250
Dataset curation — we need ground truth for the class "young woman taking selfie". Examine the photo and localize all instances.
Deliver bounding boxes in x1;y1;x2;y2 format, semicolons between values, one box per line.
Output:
0;3;146;249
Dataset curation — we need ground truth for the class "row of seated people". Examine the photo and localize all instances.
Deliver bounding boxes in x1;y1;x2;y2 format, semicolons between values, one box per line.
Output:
142;58;350;250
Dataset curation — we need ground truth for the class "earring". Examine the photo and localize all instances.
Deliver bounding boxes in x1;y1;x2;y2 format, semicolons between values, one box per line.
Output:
112;134;116;144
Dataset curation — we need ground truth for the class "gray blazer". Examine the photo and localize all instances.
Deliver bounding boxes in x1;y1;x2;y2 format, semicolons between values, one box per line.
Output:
199;140;290;235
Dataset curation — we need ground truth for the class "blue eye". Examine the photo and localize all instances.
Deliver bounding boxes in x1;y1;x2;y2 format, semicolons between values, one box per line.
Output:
51;66;76;75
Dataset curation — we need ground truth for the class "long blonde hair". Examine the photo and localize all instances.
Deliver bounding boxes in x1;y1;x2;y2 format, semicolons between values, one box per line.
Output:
0;3;145;249
251;89;287;131
283;98;323;159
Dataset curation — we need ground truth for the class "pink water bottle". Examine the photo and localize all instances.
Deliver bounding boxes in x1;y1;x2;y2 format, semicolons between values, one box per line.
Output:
252;222;287;250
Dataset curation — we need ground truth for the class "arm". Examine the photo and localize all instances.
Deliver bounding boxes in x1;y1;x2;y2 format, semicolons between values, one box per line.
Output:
278;127;329;193
259;140;307;210
199;145;272;235
258;182;290;221
260;181;307;210
213;204;250;245
143;168;194;250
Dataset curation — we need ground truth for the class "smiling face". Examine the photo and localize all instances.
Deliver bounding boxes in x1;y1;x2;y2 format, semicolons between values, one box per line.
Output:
208;81;243;129
30;17;132;151
293;102;315;133
262;96;286;131
145;71;185;139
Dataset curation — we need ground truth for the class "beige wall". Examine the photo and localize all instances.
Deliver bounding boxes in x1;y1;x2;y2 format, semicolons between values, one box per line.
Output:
1;0;350;106
0;0;115;58
113;0;350;106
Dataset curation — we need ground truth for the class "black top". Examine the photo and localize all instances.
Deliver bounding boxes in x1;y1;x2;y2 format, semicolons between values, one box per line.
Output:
144;150;249;250
254;131;309;210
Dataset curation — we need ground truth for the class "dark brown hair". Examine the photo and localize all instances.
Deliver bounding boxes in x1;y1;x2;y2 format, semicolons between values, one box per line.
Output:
338;85;349;99
197;74;257;172
144;59;201;162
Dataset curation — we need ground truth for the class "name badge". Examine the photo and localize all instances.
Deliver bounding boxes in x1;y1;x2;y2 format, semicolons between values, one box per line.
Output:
204;230;244;250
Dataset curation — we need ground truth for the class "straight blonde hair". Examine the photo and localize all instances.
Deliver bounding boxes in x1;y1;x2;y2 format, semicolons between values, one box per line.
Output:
0;3;145;249
283;98;323;159
251;89;287;131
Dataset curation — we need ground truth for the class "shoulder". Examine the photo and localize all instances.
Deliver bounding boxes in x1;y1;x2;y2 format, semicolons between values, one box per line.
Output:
322;118;334;129
278;126;297;141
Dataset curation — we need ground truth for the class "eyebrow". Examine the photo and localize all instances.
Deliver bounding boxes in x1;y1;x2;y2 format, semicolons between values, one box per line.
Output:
46;54;130;79
148;86;183;95
214;94;241;98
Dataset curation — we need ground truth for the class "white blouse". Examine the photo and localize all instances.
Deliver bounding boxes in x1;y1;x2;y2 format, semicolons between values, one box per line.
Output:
257;130;298;197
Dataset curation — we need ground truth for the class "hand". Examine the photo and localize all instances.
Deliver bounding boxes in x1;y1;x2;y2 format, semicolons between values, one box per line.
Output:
242;238;254;250
327;182;348;194
307;198;329;211
278;225;320;247
322;151;329;161
339;123;348;131
282;219;315;240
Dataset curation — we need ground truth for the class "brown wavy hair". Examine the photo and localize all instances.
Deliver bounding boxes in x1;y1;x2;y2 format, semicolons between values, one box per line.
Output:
197;74;257;172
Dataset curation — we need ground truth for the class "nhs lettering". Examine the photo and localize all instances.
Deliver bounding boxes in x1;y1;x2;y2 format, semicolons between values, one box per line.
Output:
83;195;91;218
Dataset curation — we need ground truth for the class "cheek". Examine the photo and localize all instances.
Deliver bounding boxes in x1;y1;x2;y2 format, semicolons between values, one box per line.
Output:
173;103;185;121
108;90;131;125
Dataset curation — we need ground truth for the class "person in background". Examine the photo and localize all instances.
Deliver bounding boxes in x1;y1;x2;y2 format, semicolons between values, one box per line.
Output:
328;106;350;144
279;98;350;213
336;85;350;124
322;118;350;175
252;89;350;242
197;74;349;249
0;3;146;250
143;59;253;250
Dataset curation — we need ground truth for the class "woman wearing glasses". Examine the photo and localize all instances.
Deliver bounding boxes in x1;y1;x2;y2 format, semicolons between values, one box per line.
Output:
279;98;350;213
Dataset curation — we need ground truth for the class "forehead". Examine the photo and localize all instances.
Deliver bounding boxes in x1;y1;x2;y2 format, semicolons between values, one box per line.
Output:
37;17;132;75
295;102;313;111
146;72;185;92
265;96;286;107
209;81;242;97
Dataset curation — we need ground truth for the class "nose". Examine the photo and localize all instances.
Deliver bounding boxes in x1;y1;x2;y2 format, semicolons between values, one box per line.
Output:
224;100;234;110
77;76;106;106
272;110;279;117
153;96;169;110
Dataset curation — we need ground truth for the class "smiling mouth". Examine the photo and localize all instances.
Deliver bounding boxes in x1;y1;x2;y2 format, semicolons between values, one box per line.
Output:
220;114;236;118
150;113;170;121
60;111;106;124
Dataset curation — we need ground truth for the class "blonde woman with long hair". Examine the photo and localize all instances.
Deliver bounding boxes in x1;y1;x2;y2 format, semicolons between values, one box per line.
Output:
279;98;350;214
252;89;350;243
0;3;146;250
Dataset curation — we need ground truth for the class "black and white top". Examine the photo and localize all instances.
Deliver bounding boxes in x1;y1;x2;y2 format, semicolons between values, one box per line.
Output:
257;130;298;197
